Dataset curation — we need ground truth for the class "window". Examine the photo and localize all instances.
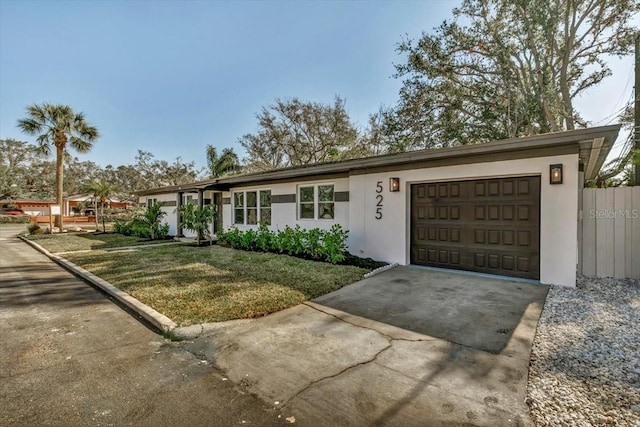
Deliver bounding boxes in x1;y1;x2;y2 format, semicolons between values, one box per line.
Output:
246;191;257;224
234;192;244;224
147;198;158;207
299;186;315;219
260;190;271;225
318;185;334;219
184;194;195;205
299;184;334;220
233;190;271;225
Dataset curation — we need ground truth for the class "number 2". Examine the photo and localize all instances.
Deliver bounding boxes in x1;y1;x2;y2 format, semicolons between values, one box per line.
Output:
375;181;383;219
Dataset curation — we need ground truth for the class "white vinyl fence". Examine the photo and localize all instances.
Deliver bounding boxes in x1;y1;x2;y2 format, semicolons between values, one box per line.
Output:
579;187;640;279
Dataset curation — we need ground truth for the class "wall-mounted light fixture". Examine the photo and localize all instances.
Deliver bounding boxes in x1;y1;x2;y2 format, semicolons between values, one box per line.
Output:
550;164;563;185
389;177;400;192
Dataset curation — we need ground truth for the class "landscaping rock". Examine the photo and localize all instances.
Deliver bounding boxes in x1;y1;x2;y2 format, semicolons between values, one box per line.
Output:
527;276;640;426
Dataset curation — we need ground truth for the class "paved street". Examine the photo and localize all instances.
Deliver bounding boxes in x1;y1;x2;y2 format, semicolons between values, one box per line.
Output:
0;226;282;426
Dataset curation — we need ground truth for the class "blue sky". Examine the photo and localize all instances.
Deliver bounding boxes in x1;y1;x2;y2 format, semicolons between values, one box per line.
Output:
0;0;636;169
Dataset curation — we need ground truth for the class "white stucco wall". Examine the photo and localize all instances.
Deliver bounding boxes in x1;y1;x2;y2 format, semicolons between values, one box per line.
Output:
223;178;350;232
141;193;179;236
143;153;579;287
142;191;218;238
348;153;580;287
180;192;200;238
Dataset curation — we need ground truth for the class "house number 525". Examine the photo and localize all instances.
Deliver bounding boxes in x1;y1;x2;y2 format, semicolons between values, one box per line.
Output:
375;181;383;220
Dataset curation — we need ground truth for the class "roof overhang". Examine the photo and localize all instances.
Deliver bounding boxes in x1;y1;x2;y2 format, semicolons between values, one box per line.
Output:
136;125;620;196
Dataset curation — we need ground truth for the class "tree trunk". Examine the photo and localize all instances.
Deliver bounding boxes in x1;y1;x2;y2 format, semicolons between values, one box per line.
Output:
559;49;574;130
101;200;105;233
94;199;99;230
55;145;64;230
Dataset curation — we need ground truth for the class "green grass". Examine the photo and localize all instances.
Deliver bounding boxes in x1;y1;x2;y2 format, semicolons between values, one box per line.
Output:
64;245;368;326
27;232;172;253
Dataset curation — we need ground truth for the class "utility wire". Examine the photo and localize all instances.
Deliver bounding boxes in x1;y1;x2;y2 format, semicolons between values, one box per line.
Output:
607;65;635;116
593;92;634;125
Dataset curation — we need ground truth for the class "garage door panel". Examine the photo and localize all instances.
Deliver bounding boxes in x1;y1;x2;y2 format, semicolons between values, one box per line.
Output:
412;246;539;276
411;176;540;279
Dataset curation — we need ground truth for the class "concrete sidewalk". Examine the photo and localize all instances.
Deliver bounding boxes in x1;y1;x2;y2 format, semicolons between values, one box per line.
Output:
180;268;546;426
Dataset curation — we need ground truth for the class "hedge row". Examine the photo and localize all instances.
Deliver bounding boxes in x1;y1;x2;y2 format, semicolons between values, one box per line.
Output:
0;215;31;224
219;224;348;264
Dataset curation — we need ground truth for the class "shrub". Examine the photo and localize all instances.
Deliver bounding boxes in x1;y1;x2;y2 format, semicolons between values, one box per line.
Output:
0;215;30;224
218;226;242;248
27;223;43;235
157;223;170;239
254;223;273;252
219;224;349;264
95;212;135;223
319;225;348;264
112;220;129;235
113;202;170;240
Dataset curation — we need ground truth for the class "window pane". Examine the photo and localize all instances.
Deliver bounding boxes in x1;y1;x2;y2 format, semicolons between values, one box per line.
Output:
247;208;257;224
260;208;271;225
247;191;257;208
234;209;244;224
318;185;334;202
300;186;314;203
260;190;271;207
300;203;314;219
234;192;244;207
319;202;334;219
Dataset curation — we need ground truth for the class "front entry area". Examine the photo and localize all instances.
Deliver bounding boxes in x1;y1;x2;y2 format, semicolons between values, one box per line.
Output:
411;176;541;279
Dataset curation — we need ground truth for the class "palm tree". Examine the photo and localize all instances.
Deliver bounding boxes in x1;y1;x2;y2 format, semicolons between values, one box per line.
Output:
83;180;115;233
178;203;216;245
136;201;167;240
206;145;241;178
17;103;99;229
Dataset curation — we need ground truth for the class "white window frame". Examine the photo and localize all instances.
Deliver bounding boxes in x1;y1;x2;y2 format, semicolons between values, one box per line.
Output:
147;197;158;207
232;189;271;225
183;194;195;205
298;183;335;221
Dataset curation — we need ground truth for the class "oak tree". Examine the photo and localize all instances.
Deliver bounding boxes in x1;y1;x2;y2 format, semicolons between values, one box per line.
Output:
385;0;638;151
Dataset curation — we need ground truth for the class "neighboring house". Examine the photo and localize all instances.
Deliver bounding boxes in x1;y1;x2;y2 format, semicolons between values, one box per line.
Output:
136;125;620;287
64;194;134;216
0;199;56;216
1;196;134;217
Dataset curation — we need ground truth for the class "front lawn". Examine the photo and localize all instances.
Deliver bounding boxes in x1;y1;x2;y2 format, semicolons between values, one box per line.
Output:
64;244;368;325
27;232;173;253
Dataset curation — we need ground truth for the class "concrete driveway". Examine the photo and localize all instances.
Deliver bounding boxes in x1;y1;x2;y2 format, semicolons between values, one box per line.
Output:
179;266;548;426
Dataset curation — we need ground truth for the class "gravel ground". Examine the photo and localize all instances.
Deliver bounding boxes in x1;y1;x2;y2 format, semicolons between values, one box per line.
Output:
527;276;640;426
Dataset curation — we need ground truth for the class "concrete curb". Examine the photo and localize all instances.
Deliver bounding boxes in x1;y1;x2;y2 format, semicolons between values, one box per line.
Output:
363;262;399;278
19;235;178;333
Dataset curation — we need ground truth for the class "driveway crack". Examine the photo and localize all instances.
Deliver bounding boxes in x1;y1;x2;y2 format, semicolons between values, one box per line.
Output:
282;302;439;406
282;341;393;406
303;302;395;340
303;302;433;343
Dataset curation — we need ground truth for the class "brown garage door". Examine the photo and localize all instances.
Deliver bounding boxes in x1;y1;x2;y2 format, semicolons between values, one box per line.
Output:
411;176;540;279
